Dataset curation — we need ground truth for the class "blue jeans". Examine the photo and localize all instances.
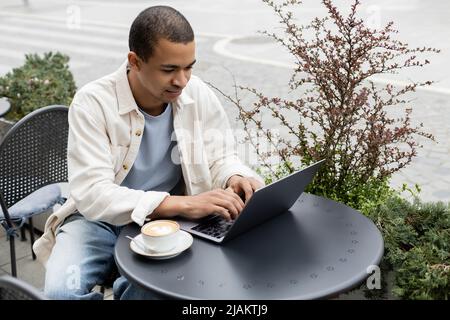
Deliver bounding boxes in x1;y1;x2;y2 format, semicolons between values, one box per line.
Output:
44;213;162;300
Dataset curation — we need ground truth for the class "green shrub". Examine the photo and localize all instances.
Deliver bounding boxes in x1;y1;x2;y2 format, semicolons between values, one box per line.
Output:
363;192;449;299
0;52;77;121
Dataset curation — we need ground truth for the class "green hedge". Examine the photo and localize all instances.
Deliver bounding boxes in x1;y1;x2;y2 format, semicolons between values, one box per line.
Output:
365;193;450;299
0;52;76;121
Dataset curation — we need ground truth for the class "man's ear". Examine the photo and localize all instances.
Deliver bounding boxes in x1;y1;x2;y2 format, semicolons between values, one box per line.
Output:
127;52;141;71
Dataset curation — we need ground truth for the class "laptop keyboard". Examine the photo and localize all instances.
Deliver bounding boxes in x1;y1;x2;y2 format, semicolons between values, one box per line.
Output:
191;216;234;239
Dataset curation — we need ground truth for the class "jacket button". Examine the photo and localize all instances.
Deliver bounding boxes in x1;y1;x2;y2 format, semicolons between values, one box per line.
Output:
123;164;128;170
135;129;142;136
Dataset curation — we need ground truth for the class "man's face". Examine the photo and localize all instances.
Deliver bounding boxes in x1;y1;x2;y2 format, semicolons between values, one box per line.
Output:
134;38;196;106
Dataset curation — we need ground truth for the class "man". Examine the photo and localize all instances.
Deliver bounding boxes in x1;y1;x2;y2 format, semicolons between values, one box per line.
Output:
33;6;264;299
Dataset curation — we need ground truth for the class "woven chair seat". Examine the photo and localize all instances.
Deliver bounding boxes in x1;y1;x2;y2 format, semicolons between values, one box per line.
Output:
0;183;62;224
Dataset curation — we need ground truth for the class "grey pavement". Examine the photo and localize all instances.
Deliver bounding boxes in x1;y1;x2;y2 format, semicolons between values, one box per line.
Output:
0;0;449;299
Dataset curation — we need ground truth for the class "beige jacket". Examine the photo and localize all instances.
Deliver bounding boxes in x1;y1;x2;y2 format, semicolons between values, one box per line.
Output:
33;61;263;266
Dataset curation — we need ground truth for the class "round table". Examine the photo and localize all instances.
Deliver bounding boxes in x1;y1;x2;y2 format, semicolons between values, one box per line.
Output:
115;193;384;299
0;97;11;117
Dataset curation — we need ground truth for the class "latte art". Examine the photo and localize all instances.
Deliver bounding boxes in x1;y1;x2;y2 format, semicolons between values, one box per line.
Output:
142;221;179;237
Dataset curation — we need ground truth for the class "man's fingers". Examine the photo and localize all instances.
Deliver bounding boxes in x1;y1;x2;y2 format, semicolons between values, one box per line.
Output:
249;178;264;191
240;180;254;203
210;190;242;218
214;197;240;218
221;189;245;209
223;192;244;218
212;205;231;221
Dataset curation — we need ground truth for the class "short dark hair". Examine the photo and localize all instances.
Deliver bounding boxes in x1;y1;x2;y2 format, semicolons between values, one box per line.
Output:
129;6;194;61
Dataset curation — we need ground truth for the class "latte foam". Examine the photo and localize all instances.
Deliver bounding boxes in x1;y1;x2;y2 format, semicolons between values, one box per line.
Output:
142;220;179;237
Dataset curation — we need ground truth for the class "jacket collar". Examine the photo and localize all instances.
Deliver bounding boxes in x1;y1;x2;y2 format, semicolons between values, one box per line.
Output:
115;60;194;116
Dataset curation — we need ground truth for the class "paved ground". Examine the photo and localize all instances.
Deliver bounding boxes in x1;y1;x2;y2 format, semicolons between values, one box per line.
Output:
0;0;448;299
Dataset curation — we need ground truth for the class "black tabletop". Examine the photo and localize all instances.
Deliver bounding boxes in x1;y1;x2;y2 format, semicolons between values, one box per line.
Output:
114;193;384;299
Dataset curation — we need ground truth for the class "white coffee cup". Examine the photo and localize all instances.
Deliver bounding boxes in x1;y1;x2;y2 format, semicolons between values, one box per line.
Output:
141;220;180;253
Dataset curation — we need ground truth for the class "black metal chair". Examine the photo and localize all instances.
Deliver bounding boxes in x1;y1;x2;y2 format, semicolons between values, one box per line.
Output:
0;105;68;277
0;275;46;300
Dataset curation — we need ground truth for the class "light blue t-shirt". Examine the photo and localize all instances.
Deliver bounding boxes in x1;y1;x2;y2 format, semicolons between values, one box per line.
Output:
121;103;182;193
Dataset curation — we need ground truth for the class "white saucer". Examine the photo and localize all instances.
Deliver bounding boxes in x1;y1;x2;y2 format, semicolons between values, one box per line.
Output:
129;231;193;260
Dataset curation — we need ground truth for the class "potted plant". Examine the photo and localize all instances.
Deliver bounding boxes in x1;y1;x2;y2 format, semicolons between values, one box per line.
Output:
0;52;76;140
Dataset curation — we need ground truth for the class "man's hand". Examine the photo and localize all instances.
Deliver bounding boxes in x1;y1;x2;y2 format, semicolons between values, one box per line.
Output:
152;176;263;221
182;189;245;221
153;189;245;221
226;175;264;204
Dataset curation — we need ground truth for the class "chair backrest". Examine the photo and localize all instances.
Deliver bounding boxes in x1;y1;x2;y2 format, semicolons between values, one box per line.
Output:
0;275;46;300
0;105;69;209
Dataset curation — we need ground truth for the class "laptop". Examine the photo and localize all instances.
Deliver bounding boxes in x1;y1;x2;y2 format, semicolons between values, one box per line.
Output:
175;159;325;243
